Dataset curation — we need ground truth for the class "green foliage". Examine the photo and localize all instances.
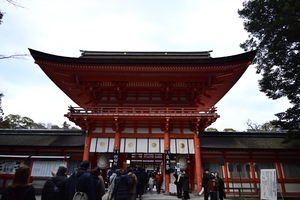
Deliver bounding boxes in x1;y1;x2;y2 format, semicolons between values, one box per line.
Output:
238;0;300;139
246;119;278;132
223;128;236;132
1;114;34;129
205;127;218;132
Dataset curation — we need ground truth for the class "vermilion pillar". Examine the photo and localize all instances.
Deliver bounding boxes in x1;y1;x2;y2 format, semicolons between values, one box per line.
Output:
83;131;92;160
194;133;202;192
164;129;170;193
114;130;121;151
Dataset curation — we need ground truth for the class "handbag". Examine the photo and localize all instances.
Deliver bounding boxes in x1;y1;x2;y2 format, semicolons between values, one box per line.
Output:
73;191;88;200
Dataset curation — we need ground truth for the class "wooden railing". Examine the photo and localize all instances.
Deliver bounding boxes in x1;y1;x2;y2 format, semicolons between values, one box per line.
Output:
66;106;218;117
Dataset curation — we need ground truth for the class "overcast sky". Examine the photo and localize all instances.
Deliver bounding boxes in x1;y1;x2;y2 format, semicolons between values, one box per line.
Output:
0;0;291;131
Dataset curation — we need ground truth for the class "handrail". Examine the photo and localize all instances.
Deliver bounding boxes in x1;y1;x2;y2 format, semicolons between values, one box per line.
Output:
67;106;217;116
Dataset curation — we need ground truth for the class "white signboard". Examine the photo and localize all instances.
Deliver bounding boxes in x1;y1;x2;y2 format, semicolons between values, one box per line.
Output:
0;160;23;174
260;169;277;200
31;161;67;177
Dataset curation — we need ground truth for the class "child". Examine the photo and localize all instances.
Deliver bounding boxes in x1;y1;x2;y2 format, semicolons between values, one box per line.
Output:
148;175;154;194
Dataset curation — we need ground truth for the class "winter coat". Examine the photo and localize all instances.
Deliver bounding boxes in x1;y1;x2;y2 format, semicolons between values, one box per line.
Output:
202;172;214;188
41;172;68;200
113;175;129;200
154;174;163;185
91;175;105;200
181;174;190;192
66;168;96;200
0;185;36;200
108;172;117;195
128;172;138;194
173;173;183;186
135;170;145;185
207;178;218;192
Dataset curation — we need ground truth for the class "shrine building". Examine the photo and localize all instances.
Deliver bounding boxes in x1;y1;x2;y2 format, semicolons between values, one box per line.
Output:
27;48;257;192
0;48;300;198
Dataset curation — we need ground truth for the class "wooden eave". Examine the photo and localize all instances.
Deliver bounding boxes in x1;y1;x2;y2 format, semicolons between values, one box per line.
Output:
28;49;257;111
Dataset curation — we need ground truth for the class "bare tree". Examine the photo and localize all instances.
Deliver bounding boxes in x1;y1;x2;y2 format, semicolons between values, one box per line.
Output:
0;0;29;59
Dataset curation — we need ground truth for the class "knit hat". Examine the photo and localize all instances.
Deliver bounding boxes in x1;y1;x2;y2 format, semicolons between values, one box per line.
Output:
204;168;209;172
80;160;91;169
57;165;67;173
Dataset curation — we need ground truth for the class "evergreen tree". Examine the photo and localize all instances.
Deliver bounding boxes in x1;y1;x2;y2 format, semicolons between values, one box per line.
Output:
238;0;300;140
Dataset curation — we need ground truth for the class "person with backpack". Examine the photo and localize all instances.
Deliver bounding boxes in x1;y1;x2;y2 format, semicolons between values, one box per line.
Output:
66;160;96;200
90;167;106;200
41;165;68;200
127;168;137;200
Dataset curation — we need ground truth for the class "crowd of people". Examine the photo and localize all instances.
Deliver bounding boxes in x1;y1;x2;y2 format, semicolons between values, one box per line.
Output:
0;162;225;200
106;166;164;200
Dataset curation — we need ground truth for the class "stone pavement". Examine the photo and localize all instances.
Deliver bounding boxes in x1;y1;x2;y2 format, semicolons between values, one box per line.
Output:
33;192;206;200
32;192;241;200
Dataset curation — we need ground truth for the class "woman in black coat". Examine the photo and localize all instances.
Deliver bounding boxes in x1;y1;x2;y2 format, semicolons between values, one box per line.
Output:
173;171;183;198
1;165;36;200
181;171;190;200
215;172;226;200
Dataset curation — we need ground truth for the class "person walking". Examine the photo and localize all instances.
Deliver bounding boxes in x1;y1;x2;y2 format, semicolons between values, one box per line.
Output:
127;168;138;200
215;172;226;200
202;168;215;200
207;172;218;200
107;169;117;200
148;175;154;194
66;160;96;200
173;170;183;198
41;165;68;200
113;169;130;200
181;171;190;200
154;171;163;194
135;167;146;200
1;165;36;200
90;167;106;200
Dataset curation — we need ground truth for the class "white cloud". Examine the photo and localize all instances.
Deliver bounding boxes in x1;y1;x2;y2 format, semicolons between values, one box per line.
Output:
0;0;291;130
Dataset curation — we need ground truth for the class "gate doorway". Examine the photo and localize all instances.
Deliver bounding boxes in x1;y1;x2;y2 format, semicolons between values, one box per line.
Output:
127;153;163;171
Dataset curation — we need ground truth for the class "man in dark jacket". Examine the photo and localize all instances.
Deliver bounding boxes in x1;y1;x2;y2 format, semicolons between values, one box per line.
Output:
202;168;215;200
66;160;96;200
42;165;68;200
135;167;145;200
113;168;130;200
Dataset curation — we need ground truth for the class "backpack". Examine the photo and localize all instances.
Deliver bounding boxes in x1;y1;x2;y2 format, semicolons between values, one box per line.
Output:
126;174;135;190
72;191;88;200
45;177;63;199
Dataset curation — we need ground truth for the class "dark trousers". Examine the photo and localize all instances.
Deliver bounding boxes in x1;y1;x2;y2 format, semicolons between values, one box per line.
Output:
204;187;209;200
156;183;162;194
136;184;143;199
183;191;190;200
176;184;183;198
209;192;217;200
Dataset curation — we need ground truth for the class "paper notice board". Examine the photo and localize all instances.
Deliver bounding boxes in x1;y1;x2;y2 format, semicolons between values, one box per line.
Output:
31;161;67;177
260;169;277;200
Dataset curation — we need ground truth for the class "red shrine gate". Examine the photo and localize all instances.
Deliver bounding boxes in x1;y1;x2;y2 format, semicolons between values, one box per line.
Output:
29;49;256;192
